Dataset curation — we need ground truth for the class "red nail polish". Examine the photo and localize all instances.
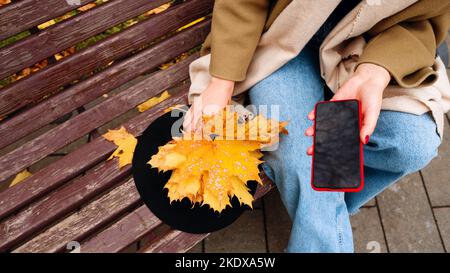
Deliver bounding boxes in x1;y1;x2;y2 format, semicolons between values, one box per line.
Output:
364;135;370;144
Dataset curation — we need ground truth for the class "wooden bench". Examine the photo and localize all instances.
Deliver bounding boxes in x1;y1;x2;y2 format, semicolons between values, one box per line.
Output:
0;0;273;253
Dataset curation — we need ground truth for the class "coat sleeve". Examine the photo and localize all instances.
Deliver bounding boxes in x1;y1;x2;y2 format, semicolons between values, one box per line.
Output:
357;0;450;88
203;0;270;82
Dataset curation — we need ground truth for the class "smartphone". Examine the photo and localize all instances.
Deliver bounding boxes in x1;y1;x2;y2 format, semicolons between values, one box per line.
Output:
311;99;364;192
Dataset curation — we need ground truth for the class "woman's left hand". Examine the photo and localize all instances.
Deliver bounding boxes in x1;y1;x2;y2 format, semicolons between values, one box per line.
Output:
304;63;391;155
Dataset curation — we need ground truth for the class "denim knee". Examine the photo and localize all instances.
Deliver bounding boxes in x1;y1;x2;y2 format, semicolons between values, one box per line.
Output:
384;127;440;174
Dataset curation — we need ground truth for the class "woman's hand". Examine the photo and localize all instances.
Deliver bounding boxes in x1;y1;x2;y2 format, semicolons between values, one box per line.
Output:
183;77;235;133
305;63;391;155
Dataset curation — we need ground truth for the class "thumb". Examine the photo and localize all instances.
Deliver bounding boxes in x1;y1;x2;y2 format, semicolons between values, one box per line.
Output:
331;78;358;101
330;90;349;101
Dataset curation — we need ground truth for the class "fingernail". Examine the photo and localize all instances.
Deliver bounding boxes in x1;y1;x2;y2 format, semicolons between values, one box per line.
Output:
364;135;370;144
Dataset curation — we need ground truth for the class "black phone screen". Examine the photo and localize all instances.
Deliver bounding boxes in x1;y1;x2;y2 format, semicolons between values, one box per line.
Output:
312;100;362;190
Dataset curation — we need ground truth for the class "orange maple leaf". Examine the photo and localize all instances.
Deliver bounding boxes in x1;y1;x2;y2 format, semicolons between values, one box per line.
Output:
103;127;137;169
149;107;288;213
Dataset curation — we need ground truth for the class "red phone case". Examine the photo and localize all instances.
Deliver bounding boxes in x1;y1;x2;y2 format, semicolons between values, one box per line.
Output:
311;99;364;192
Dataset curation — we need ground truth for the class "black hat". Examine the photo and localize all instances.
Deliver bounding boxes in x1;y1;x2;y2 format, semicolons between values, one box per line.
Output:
132;108;257;234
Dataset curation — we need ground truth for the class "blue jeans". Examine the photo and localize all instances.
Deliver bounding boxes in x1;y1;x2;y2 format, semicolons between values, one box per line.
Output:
248;45;441;252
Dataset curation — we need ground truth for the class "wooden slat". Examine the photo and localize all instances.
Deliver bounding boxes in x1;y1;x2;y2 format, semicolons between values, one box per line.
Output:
0;0;92;41
0;20;210;149
13;177;140;253
78;205;162;253
254;173;274;200
3;171;273;253
0;0;212;117
79;181;273;253
141;230;208;253
0;54;196;182
0;158;133;252
0;0;172;80
0;90;188;222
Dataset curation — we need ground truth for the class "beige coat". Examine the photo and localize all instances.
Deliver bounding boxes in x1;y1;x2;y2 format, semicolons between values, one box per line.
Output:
189;0;450;139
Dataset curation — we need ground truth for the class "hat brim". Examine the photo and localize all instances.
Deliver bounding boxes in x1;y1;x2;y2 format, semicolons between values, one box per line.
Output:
132;108;257;234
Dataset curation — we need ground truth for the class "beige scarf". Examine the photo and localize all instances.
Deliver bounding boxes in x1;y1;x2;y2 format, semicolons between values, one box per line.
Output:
189;0;450;139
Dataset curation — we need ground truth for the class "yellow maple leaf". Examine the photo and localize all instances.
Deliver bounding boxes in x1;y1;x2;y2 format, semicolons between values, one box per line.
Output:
77;3;97;12
55;46;76;61
159;53;189;70
164;104;185;113
137;91;171;112
177;17;205;32
149;108;288;213
144;3;171;16
103;127;137;168
37;10;76;30
230;176;254;208
165;170;202;203
9;170;32;187
37;20;56;30
202;170;232;212
0;0;11;7
202;108;288;144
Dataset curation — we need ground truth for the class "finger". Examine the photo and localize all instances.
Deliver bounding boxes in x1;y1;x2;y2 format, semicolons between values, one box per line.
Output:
304;126;314;136
190;105;203;134
182;107;194;132
360;105;380;144
306;145;314;156
194;116;204;136
184;103;202;132
307;110;315;120
202;104;221;116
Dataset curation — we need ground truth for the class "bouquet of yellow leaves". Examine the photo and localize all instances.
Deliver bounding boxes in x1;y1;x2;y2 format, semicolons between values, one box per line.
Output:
149;107;288;213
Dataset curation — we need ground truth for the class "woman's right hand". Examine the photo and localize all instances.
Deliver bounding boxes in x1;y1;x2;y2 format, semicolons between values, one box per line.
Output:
183;77;235;133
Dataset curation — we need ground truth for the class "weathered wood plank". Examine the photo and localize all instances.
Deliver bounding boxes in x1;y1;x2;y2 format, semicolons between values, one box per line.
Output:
0;0;91;41
1;155;272;253
78;205;162;253
0;0;212;117
0;90;188;221
0;157;133;252
254;173;274;200
0;54;196;182
0;20;210;149
433;207;450;252
141;230;208;253
263;191;291;253
77;179;273;253
13;177;140;253
187;240;204;253
204;210;267;253
351;207;388;253
0;0;172;80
